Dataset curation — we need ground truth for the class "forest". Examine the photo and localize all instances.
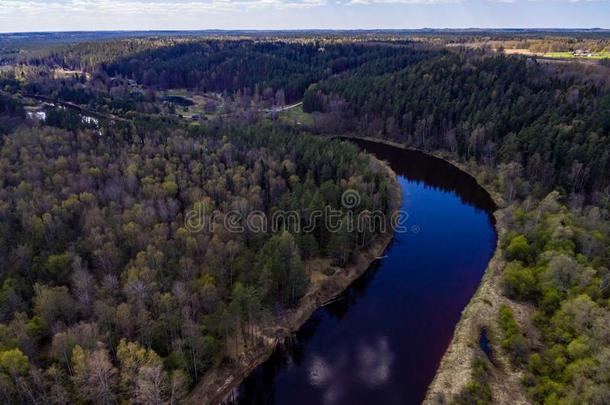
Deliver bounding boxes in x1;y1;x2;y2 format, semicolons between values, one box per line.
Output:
498;192;610;403
0;32;609;404
303;50;610;196
0;113;392;403
19;38;434;104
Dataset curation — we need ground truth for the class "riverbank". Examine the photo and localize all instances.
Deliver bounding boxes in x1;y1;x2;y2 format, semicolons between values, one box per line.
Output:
422;206;531;405
185;154;402;405
421;171;533;404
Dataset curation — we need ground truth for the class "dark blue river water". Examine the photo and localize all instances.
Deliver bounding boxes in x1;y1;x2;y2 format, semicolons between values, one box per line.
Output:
231;139;497;405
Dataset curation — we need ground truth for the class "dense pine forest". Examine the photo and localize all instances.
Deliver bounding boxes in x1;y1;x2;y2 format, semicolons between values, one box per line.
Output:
304;51;610;196
0;32;609;404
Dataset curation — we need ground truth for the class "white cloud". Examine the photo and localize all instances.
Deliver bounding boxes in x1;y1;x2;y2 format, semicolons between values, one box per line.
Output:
0;0;327;17
347;0;461;4
487;0;607;2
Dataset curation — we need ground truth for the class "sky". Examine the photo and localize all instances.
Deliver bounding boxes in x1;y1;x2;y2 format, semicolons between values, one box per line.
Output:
1;0;610;33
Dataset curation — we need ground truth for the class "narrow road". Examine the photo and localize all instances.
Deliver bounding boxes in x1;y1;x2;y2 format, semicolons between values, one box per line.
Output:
217;101;304;118
274;101;303;112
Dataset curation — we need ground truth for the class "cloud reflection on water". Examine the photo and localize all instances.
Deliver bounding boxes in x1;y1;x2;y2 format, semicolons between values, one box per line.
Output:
307;336;394;404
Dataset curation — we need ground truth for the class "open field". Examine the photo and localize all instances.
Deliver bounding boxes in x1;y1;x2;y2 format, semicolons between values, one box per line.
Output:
161;89;226;119
543;51;610;59
449;41;610;62
277;104;313;127
502;48;535;56
479;47;610;61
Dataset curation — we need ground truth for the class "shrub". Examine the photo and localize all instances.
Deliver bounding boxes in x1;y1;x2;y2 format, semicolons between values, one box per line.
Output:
505;235;532;264
498;305;528;365
503;262;538;300
452;357;492;405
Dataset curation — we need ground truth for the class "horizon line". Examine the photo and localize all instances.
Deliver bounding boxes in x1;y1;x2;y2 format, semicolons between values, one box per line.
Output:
2;27;610;35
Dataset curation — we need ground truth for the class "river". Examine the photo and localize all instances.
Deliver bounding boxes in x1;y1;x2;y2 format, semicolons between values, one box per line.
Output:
228;138;497;405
